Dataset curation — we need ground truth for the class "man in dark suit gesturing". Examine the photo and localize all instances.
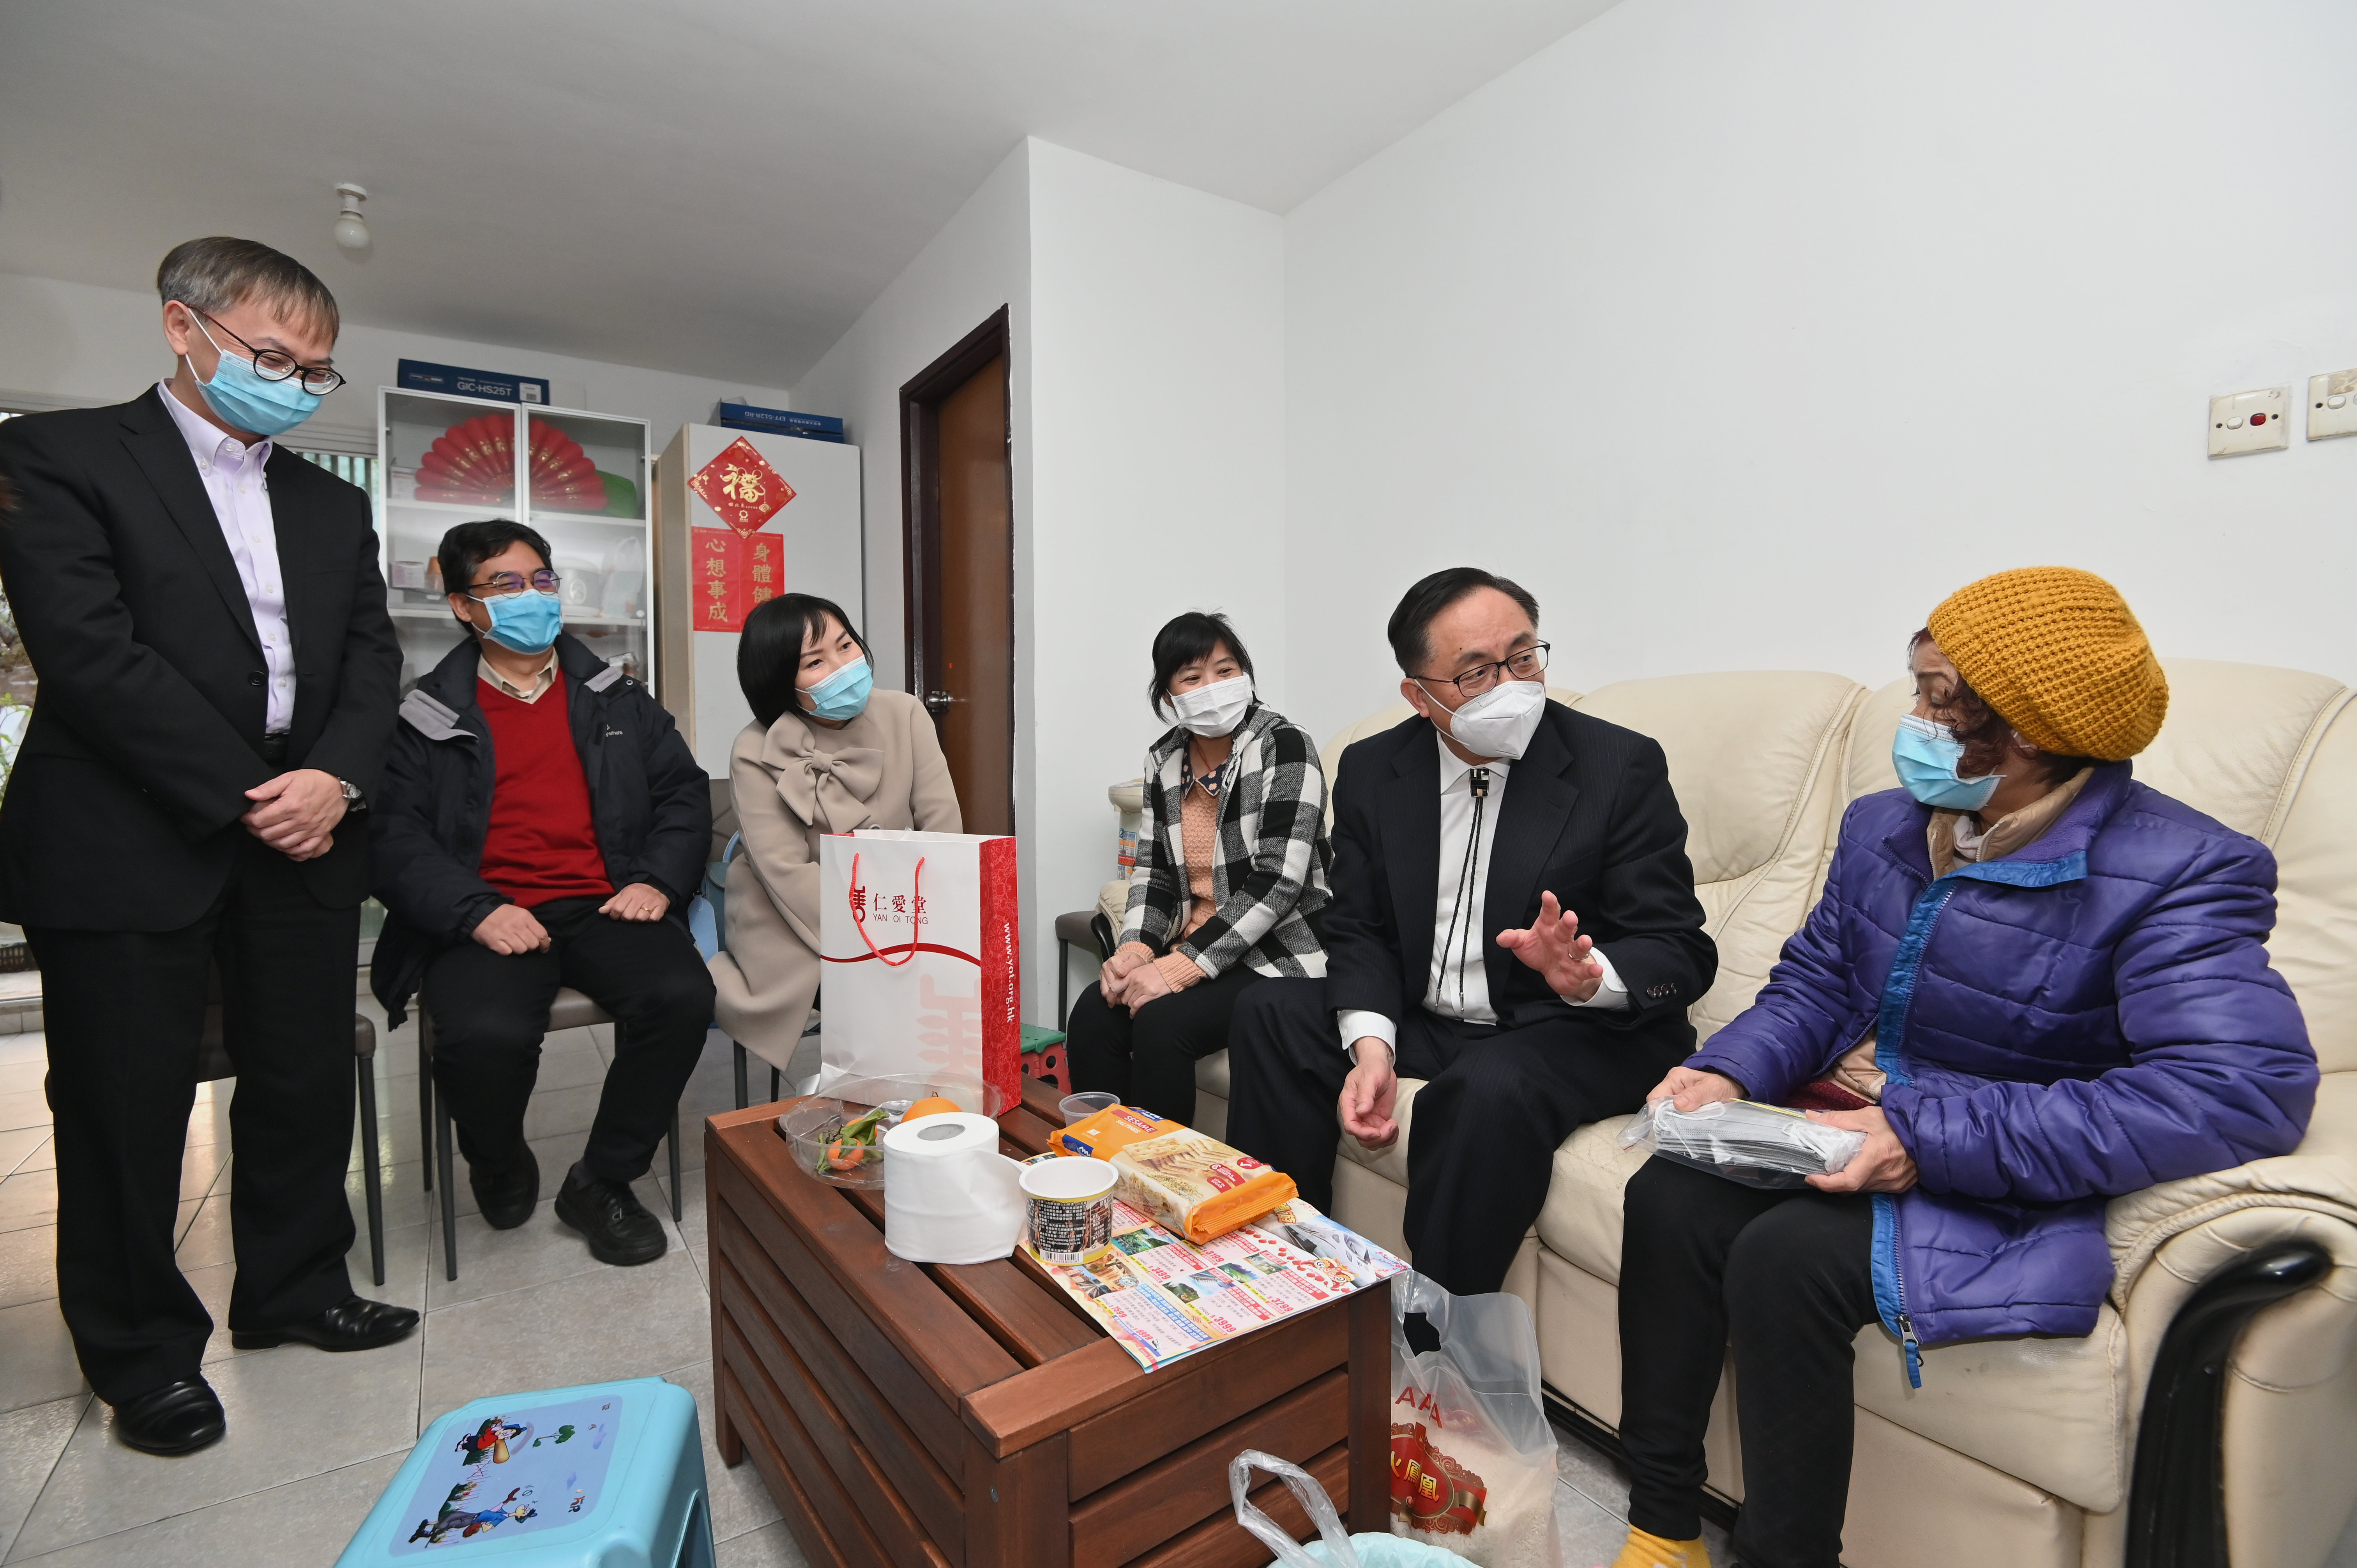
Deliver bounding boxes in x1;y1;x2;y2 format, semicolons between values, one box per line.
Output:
1225;568;1715;1303
0;238;413;1455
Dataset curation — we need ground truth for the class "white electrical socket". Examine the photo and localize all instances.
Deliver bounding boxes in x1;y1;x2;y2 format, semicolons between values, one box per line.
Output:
2308;370;2357;442
2208;387;2290;457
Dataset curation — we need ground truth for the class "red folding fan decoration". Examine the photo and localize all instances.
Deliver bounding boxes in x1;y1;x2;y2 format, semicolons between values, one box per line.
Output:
412;415;613;514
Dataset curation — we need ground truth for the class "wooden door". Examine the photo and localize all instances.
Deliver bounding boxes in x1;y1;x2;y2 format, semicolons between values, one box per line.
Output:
902;311;1014;835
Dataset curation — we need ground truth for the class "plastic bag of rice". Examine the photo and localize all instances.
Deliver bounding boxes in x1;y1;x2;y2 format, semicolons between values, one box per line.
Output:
1387;1273;1559;1568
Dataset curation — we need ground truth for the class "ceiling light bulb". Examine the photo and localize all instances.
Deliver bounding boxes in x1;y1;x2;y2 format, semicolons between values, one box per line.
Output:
333;182;370;251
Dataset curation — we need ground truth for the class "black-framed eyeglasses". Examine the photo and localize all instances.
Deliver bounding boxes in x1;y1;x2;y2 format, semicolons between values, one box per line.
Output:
1422;642;1550;698
466;570;561;598
195;311;346;395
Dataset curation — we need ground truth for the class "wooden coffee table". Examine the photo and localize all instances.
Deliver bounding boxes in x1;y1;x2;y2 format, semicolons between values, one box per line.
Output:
705;1077;1392;1568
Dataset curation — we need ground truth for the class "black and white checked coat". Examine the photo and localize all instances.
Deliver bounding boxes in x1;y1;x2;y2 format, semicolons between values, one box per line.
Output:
1118;703;1332;979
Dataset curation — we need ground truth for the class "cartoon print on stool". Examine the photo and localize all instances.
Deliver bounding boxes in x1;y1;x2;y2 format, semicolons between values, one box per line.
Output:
394;1397;617;1554
453;1416;533;1465
409;1486;539;1545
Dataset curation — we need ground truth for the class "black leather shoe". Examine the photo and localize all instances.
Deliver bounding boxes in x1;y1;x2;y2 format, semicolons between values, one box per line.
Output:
113;1376;225;1456
230;1296;421;1352
554;1165;667;1266
470;1145;541;1229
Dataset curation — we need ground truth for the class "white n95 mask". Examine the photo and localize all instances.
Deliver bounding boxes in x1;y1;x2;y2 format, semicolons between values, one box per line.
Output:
1159;675;1254;738
1441;678;1546;760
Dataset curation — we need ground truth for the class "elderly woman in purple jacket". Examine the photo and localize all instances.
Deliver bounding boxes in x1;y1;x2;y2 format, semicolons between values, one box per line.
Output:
1606;569;2316;1568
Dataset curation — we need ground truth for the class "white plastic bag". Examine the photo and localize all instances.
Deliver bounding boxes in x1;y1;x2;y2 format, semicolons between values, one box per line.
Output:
1388;1274;1560;1568
1229;1450;1459;1568
1620;1097;1866;1189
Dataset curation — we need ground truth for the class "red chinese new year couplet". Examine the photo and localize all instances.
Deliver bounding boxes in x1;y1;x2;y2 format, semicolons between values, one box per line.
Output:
690;528;787;634
688;437;796;537
742;532;781;616
692;528;746;633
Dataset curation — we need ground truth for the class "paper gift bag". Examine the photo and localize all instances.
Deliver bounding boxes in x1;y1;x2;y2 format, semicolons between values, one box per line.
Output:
818;828;1021;1109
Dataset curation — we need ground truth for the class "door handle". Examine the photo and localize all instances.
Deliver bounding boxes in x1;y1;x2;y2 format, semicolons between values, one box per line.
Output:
924;690;958;714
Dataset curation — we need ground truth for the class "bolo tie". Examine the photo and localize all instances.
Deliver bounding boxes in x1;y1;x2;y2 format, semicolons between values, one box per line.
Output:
1436;766;1490;1011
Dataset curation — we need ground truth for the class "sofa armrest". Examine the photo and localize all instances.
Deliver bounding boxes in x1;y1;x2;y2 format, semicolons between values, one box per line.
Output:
2107;1151;2357;1309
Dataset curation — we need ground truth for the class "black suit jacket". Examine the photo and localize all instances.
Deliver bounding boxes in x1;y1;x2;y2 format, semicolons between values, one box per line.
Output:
0;388;399;929
1324;701;1715;1045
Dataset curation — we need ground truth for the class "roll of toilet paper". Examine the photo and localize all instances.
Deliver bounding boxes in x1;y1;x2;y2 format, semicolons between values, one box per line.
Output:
882;1112;1026;1264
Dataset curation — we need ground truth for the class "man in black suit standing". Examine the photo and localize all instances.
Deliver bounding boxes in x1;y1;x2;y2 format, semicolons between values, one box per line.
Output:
1225;568;1715;1305
0;238;414;1455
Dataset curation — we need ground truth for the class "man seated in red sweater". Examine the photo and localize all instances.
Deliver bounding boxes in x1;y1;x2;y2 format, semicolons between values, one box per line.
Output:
370;521;715;1266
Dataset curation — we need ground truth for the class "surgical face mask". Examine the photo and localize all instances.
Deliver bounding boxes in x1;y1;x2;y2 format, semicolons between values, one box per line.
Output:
1432;676;1546;760
474;589;562;655
1892;713;2002;810
801;655;873;722
189;318;324;438
1157;674;1253;737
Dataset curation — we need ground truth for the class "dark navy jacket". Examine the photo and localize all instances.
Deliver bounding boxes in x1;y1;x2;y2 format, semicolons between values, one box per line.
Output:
369;633;709;1026
1690;763;2315;1379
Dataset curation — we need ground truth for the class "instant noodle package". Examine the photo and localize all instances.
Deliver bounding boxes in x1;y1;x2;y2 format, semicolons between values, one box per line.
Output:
1057;1105;1296;1245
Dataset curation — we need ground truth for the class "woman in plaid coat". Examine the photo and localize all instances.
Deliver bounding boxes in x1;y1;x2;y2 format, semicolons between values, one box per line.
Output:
1065;613;1331;1125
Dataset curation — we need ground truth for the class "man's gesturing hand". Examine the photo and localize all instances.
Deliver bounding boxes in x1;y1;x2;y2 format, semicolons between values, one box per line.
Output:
242;768;346;860
472;904;551;956
1497;891;1605;1002
1339;1039;1399;1150
1804;1106;1919;1194
599;883;670;922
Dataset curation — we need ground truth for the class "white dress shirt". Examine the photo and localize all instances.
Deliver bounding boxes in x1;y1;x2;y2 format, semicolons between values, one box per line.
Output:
159;382;296;733
1339;730;1627;1061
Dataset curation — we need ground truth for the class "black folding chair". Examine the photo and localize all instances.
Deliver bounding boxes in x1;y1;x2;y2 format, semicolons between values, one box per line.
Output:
417;987;682;1283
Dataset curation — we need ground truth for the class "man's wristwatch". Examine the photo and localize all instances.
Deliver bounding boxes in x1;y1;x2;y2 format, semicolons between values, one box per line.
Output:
338;777;366;812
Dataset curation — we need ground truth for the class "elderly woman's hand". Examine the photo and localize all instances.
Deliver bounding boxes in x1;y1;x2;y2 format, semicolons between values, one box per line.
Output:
1804;1107;1919;1193
1648;1065;1744;1112
1099;943;1156;1006
1123;959;1176;1010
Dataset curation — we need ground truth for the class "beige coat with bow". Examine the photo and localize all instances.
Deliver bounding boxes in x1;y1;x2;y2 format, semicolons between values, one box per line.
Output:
710;688;961;1068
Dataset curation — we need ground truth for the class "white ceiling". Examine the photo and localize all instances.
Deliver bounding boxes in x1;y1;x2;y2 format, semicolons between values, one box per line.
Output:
0;0;1618;388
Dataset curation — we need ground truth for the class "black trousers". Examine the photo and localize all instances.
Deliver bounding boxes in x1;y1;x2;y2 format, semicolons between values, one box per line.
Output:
1064;964;1263;1126
1618;1157;1880;1568
30;834;362;1404
1224;977;1683;1295
421;897;714;1184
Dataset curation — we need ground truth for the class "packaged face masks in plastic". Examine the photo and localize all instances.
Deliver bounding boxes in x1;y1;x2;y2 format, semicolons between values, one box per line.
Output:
1620;1097;1866;1189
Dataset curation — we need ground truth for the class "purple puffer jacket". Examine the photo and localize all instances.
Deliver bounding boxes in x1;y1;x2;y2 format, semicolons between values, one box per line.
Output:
1687;762;2315;1383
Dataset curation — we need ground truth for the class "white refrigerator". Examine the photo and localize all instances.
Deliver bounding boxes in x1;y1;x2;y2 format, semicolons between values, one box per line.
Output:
654;423;863;777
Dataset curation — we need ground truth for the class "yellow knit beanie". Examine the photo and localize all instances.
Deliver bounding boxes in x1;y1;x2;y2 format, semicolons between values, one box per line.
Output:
1925;567;2168;761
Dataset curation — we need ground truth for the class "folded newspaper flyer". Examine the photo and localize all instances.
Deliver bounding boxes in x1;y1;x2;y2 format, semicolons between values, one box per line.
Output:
1023;1194;1408;1371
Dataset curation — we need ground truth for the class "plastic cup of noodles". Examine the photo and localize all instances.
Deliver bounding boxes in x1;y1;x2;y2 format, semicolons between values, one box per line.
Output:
1058;1091;1119;1126
1021;1157;1117;1265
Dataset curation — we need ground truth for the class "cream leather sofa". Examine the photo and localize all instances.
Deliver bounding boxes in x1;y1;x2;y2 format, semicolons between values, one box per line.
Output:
1179;662;2357;1568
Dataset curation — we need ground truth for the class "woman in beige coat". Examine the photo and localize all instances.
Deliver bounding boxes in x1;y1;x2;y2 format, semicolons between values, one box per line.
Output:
710;594;960;1070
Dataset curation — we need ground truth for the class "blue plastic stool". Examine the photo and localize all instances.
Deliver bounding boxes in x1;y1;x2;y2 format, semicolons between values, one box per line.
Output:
335;1377;714;1566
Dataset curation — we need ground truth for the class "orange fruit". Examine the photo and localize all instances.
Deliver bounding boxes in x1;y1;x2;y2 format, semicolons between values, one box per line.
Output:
901;1096;962;1122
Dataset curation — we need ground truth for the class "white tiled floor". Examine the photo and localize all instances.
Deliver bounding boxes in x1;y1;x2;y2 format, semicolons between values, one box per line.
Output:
0;1005;2351;1566
0;997;806;1567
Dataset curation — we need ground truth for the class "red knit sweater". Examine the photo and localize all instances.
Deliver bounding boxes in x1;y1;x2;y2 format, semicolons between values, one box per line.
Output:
476;671;613;908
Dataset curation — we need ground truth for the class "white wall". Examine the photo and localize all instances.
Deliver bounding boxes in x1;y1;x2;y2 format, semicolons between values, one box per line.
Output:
1281;0;2357;743
791;138;1285;1023
0;272;794;452
789;142;1034;694
1025;139;1286;1018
